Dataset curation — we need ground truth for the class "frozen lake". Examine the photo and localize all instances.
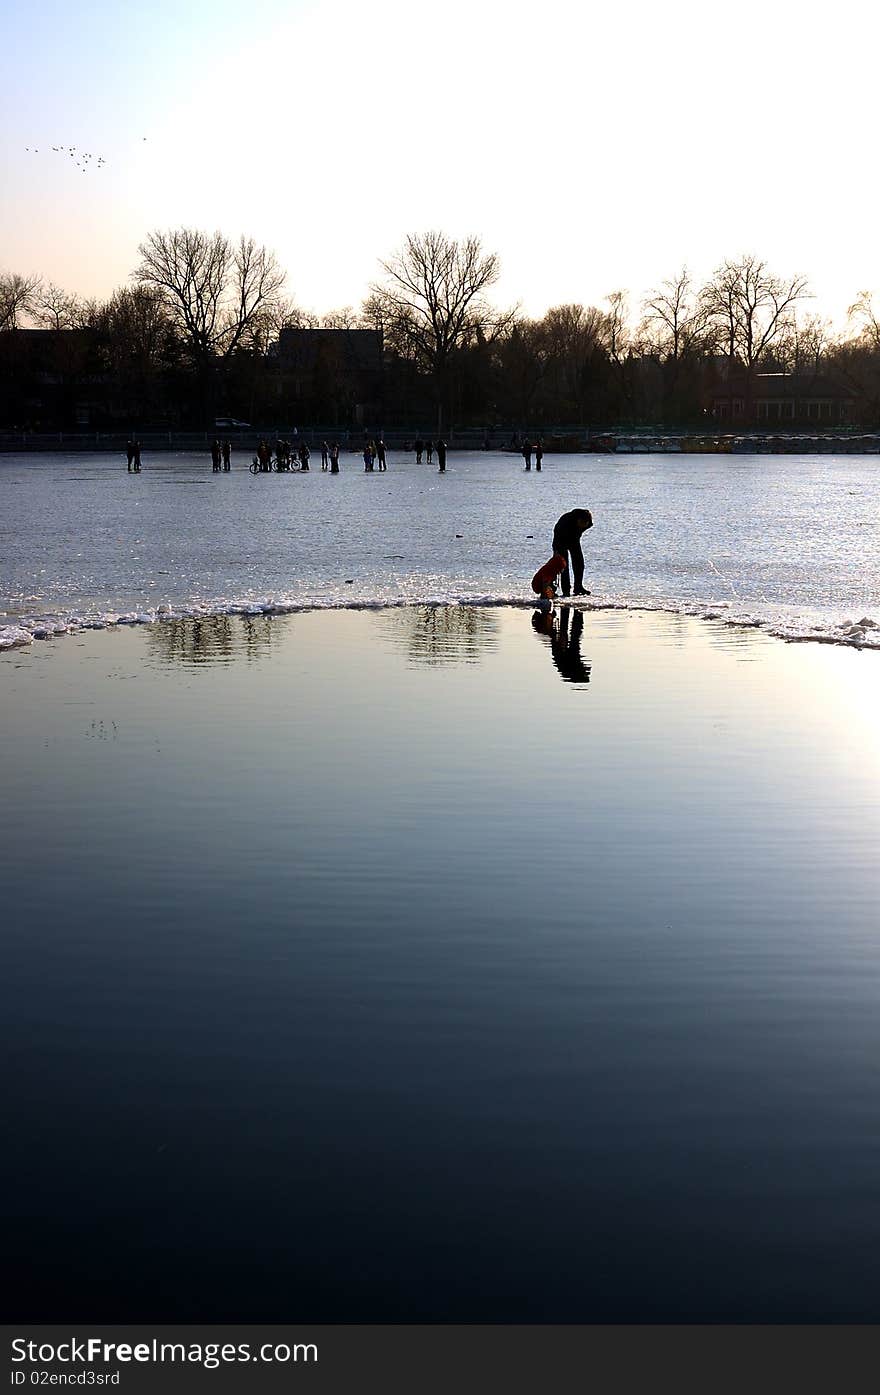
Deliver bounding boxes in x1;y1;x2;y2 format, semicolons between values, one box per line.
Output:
2;448;880;650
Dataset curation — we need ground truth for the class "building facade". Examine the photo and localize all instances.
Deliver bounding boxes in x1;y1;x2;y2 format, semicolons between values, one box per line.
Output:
711;372;856;426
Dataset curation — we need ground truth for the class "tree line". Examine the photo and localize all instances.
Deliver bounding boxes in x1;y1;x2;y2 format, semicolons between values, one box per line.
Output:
3;230;880;430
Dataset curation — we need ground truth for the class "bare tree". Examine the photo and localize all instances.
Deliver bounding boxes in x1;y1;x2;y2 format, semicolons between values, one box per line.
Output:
603;291;630;365
701;255;810;416
0;272;43;330
360;291;394;340
542;304;607;356
33;281;81;332
641;269;713;364
831;313;880;426
847;290;880;352
93;285;173;376
321;306;360;330
498;318;552;423
772;312;831;376
69;286;172;420
369;231;513;430
536;304;608;421
639;270;717;420
240;295;318;358
133;228;286;365
599;291;637;416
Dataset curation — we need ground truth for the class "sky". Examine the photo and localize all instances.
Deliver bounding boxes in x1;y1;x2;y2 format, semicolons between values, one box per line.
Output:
2;0;878;329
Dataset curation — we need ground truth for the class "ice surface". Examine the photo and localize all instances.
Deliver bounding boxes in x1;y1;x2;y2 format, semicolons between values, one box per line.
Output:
2;448;880;652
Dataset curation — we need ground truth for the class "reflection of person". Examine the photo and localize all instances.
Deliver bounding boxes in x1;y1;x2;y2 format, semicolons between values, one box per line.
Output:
531;606;591;685
552;508;593;596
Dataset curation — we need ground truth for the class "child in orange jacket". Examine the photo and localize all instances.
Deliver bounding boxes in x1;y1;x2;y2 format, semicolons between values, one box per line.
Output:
531;554;567;600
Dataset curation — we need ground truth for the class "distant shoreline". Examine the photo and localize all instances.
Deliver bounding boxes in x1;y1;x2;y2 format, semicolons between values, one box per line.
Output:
2;431;880;455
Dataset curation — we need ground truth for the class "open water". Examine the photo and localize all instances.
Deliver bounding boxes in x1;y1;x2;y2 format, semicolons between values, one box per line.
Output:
4;607;880;1320
2;448;880;651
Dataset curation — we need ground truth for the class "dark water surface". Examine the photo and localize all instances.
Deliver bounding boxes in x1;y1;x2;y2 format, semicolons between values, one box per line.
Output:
4;607;880;1321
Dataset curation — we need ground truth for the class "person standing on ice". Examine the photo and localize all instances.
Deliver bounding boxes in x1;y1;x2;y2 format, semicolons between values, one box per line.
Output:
552;508;593;596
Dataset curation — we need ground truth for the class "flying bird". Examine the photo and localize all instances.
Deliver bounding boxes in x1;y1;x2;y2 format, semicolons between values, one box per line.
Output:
27;139;110;171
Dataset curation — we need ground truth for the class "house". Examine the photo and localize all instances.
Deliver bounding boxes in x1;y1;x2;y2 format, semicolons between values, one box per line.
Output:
710;371;856;426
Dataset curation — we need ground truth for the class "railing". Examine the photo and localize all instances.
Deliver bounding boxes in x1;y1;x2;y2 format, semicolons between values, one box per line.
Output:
1;428;879;454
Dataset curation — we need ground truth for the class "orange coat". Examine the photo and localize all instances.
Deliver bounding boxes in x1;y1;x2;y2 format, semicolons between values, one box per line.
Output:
531;554;566;595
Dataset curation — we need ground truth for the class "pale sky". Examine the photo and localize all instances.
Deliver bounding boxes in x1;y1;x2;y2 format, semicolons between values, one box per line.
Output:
2;0;877;328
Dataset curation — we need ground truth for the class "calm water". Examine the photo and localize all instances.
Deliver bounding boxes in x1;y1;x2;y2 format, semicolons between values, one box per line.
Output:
4;607;880;1320
2;449;880;648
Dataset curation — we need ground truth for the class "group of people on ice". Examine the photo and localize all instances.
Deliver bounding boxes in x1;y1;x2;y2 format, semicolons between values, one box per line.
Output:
250;439;343;473
410;436;449;470
362;438;387;471
211;439;232;471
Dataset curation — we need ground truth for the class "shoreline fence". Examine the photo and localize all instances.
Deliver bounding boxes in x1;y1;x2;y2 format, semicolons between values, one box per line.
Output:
1;429;879;455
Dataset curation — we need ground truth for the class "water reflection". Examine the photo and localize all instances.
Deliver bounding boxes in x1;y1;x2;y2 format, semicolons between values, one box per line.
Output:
143;613;280;666
703;619;773;660
531;605;592;685
382;605;500;666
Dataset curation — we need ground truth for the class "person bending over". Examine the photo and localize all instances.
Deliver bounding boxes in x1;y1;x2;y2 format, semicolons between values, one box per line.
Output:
552;508;593;596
